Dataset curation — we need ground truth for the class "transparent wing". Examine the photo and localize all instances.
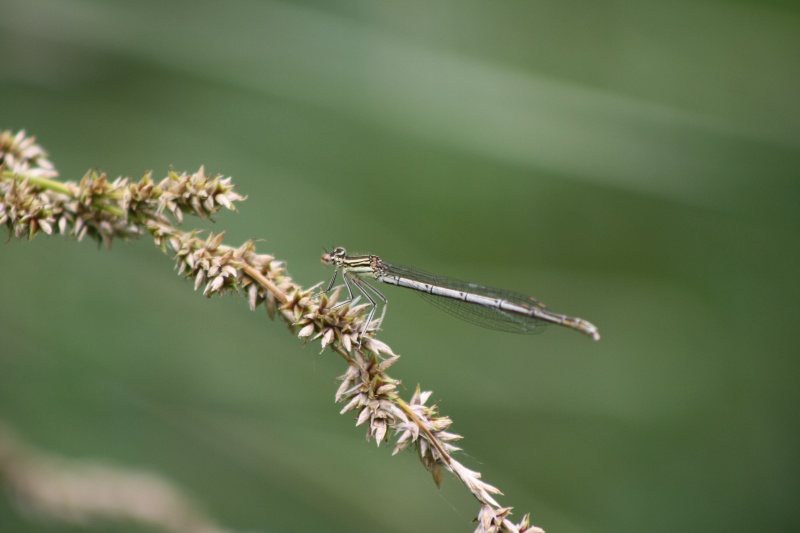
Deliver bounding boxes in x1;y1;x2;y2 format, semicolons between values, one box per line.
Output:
383;262;549;335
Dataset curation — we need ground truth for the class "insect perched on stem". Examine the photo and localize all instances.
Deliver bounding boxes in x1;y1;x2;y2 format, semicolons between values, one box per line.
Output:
321;246;600;344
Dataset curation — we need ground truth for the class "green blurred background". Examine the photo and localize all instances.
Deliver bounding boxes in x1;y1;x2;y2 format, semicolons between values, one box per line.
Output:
1;1;799;532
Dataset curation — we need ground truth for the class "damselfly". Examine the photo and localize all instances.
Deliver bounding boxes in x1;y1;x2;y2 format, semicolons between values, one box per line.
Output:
321;247;600;342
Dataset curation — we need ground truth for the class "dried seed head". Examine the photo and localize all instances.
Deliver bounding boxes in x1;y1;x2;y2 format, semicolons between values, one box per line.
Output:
0;129;57;179
3;129;545;531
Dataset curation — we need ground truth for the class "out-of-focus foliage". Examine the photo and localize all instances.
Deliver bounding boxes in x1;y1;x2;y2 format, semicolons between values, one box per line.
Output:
1;1;798;532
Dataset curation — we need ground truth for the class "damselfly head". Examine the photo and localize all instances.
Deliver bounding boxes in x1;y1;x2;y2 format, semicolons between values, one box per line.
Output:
321;246;347;267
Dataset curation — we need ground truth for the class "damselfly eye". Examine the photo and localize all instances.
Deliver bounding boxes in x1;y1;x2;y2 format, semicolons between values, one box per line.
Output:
333;247;346;257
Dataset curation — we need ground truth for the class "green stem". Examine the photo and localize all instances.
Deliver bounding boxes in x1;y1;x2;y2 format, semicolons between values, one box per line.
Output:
4;172;72;196
2;170;126;218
